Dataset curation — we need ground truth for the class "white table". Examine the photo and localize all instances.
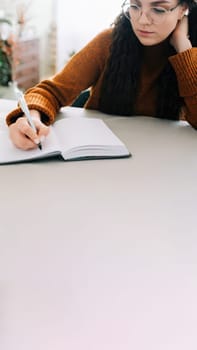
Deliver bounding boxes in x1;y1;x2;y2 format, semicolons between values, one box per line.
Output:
1;99;197;350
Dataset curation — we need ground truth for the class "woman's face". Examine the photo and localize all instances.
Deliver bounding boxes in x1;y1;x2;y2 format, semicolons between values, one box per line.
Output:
128;0;187;45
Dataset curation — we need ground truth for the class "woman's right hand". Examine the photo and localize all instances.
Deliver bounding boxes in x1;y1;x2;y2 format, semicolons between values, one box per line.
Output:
9;109;50;150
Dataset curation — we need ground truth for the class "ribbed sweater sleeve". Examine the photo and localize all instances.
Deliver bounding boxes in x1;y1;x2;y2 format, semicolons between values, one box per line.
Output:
6;29;111;126
169;48;197;128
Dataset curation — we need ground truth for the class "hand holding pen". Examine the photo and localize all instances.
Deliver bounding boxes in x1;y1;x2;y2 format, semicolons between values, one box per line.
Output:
16;89;43;150
9;87;50;150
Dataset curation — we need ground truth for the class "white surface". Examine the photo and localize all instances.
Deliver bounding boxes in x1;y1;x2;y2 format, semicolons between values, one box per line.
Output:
0;101;197;349
56;0;121;70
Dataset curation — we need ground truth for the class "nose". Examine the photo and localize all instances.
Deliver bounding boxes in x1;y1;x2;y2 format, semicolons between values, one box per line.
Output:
138;10;152;24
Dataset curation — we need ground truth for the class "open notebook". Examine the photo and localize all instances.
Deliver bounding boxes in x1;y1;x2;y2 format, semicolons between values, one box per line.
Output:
0;116;131;164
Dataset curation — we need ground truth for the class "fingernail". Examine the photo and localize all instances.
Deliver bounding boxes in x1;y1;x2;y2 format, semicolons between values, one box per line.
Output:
40;135;45;142
34;138;40;145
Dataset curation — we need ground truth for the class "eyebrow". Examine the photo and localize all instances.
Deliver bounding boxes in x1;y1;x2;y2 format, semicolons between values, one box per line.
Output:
135;0;172;4
150;1;171;4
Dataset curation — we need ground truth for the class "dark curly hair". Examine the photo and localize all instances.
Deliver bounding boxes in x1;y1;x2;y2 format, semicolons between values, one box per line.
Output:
99;1;197;119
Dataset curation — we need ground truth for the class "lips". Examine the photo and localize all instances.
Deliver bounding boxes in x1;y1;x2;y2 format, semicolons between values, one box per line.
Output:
137;29;154;36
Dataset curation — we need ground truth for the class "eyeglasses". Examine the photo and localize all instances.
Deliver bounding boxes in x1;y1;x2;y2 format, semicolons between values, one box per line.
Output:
121;0;181;24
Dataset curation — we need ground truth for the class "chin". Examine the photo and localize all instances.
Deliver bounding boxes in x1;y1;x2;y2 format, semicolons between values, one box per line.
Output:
137;36;163;46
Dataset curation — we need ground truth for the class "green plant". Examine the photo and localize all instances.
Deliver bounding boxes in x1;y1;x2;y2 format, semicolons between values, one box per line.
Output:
0;46;11;85
0;17;12;85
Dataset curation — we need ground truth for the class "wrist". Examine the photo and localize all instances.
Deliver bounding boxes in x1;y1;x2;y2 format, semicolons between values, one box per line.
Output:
29;109;41;120
174;38;192;53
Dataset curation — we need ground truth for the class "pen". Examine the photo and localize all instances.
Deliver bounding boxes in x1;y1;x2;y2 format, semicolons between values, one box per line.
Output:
15;88;42;150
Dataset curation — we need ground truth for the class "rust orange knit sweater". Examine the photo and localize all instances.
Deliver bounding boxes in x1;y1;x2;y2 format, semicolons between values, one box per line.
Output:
6;29;197;128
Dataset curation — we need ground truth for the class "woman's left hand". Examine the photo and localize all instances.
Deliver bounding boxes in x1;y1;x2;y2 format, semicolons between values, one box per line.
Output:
170;15;192;53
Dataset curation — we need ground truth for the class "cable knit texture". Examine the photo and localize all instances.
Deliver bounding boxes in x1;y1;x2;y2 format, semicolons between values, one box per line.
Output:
6;29;197;127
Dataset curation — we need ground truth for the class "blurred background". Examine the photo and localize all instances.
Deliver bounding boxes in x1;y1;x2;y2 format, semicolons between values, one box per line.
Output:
0;0;122;98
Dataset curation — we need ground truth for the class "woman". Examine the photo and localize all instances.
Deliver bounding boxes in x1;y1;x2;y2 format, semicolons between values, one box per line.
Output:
6;0;197;150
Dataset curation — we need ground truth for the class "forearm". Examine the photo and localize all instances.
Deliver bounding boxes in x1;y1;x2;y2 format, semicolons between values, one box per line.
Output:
169;48;197;128
6;81;61;126
172;37;192;53
6;29;110;127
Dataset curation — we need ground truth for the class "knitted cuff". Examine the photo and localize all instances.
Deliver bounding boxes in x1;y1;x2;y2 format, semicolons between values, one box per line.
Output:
169;48;197;96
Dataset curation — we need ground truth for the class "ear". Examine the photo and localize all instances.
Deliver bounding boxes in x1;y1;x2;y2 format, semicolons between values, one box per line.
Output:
179;4;189;19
